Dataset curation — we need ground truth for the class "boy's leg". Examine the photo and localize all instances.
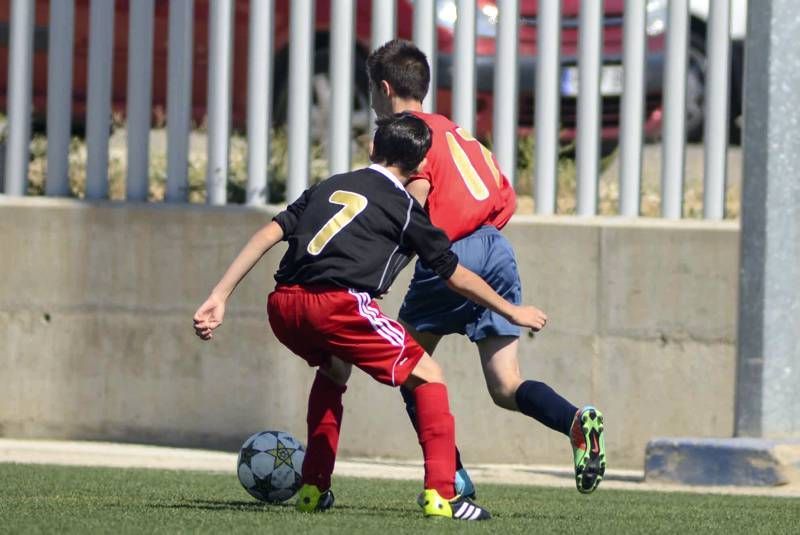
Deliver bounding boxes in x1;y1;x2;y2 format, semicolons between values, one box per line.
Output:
403;354;490;520
477;335;606;494
411;382;457;499
399;385;466;478
402;355;454;500
396;322;441;429
478;336;578;434
307;289;487;520
297;357;351;512
396;322;471;494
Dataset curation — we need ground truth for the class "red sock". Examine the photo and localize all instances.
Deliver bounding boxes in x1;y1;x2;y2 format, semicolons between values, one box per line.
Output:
413;382;456;499
301;371;346;490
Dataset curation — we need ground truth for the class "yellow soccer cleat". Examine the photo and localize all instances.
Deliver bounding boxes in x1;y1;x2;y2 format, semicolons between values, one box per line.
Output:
295;483;335;513
418;489;491;521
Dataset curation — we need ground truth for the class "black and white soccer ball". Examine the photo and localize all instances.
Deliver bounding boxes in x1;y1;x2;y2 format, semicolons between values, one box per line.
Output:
237;430;305;503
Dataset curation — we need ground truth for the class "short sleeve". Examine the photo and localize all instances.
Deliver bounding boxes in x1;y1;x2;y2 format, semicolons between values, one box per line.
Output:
408;157;433;185
403;199;458;279
273;184;317;238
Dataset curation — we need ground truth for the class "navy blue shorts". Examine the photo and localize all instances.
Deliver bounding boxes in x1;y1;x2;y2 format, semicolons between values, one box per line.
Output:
398;226;522;342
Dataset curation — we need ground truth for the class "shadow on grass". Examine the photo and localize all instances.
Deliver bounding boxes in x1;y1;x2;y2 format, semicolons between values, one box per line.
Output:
151;499;410;516
517;467;643;483
150;499;289;512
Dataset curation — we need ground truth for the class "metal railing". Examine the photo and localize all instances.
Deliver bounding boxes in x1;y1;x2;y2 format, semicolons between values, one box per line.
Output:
1;0;736;220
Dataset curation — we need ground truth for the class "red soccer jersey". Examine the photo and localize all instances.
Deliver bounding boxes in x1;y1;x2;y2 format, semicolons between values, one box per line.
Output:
411;112;516;241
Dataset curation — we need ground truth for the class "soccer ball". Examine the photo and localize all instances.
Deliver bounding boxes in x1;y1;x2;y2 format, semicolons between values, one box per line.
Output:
237;430;305;503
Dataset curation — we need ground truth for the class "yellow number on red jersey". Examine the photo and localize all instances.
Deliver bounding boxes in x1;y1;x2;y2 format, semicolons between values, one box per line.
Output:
445;128;502;201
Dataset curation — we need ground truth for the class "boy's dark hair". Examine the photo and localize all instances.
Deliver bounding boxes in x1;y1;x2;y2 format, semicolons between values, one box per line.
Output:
372;112;432;174
366;39;430;102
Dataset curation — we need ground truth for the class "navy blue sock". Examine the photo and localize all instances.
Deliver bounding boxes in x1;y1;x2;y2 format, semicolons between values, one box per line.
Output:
514;380;578;437
400;385;464;470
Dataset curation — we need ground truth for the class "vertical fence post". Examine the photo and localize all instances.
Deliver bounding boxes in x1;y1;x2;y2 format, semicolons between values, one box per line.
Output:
46;0;74;197
661;0;689;219
85;0;115;200
246;0;273;204
535;0;561;215
126;0;155;202
4;0;35;196
453;0;476;133
206;0;233;205
286;0;315;202
703;0;731;220
329;0;355;176
493;0;518;184
166;0;194;203
370;0;396;131
371;0;396;49
618;0;645;217
736;0;800;439
413;0;436;113
576;0;603;216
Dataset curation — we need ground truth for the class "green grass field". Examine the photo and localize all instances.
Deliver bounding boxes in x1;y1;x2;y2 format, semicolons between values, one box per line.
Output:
1;463;797;534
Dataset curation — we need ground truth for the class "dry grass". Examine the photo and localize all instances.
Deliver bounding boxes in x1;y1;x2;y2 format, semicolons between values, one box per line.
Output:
19;127;739;219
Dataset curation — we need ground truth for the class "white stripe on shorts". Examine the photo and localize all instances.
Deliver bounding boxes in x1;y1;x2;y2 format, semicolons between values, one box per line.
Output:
361;298;406;343
348;290;404;346
348;289;412;386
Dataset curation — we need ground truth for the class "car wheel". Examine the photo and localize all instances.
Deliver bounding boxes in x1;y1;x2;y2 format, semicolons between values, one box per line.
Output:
600;139;618;160
728;40;744;146
685;33;707;142
273;46;371;141
558;139;618;162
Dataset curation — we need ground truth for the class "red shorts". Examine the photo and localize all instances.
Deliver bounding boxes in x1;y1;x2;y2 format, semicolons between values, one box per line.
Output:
267;284;425;386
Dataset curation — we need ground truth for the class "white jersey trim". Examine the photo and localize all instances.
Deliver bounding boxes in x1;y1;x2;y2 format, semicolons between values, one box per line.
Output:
368;163;406;191
377;196;413;291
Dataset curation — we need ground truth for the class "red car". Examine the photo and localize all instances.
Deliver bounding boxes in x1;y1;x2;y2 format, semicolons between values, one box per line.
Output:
0;0;665;152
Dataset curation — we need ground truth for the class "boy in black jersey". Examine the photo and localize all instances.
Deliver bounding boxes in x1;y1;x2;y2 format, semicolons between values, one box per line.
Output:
193;113;547;521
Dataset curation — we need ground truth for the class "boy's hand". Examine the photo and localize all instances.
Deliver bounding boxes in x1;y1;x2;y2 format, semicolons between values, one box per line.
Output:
510;305;548;332
193;294;226;340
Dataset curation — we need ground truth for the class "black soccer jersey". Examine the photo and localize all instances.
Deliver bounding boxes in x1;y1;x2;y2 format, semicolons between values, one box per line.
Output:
273;164;458;296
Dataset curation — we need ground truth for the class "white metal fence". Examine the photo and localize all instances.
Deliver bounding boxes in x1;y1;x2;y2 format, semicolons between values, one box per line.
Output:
2;0;736;219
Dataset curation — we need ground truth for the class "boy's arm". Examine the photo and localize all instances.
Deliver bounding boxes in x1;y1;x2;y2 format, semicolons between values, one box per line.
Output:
445;265;547;331
209;220;284;300
406;155;432;206
193;221;284;340
403;203;547;332
406;179;431;207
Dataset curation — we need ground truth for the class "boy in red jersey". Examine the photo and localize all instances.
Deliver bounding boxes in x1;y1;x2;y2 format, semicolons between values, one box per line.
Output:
366;40;606;495
193;113;547;520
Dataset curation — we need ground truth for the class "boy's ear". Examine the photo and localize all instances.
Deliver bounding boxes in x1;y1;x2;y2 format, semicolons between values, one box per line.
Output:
381;80;393;97
368;141;375;162
415;157;428;173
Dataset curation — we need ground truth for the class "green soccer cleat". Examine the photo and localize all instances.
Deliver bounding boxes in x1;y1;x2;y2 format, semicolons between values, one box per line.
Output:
417;489;491;521
570;406;606;494
295;484;335;513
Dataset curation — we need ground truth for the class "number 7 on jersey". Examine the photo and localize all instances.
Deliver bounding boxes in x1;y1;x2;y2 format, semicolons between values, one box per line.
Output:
307;190;369;255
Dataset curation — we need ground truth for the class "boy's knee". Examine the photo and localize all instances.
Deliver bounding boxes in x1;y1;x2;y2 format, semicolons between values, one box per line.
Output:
320;357;352;385
487;379;521;411
405;354;445;388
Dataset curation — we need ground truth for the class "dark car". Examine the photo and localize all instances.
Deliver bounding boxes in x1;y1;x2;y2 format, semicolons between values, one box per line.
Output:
0;0;666;152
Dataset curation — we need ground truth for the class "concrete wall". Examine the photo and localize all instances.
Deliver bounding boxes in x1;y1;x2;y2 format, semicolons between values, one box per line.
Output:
0;198;740;469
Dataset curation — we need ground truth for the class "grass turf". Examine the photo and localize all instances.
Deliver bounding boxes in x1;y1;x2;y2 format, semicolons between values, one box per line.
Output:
1;463;797;534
